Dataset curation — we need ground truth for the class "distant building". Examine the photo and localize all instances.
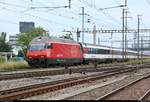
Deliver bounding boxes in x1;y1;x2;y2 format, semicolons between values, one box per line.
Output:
9;35;18;46
19;22;35;33
9;34;20;55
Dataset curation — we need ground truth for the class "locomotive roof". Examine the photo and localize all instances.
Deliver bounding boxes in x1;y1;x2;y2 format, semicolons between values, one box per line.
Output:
30;36;79;44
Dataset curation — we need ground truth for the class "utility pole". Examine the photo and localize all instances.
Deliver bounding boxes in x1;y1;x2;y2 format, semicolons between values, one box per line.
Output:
141;36;143;59
76;28;80;42
133;32;137;49
80;7;89;43
82;7;85;43
110;32;113;58
69;0;71;8
78;7;85;44
125;34;127;58
122;8;125;59
124;9;131;58
82;7;84;43
122;0;127;60
125;9;127;59
137;15;142;59
93;25;97;45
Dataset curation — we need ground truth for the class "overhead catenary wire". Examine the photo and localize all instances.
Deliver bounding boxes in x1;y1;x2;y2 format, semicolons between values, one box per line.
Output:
44;0;118;29
0;1;77;29
45;0;107;29
0;0;120;31
21;0;88;28
74;0;120;29
79;0;122;27
0;6;75;31
146;0;150;4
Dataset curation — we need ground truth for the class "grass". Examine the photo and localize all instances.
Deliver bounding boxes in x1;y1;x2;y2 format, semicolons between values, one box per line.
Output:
0;61;30;71
0;56;5;63
0;58;150;71
123;58;150;65
99;58;150;67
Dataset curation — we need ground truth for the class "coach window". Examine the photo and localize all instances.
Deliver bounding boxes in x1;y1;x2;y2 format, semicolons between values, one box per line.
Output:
101;49;105;54
89;48;92;54
91;48;97;54
98;49;101;54
91;48;94;54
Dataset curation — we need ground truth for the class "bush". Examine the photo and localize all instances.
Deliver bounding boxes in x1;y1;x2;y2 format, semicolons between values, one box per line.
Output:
0;61;30;71
9;57;18;62
0;56;5;63
9;57;24;62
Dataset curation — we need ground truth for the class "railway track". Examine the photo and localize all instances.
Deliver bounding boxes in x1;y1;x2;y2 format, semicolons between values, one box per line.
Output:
0;66;139;100
96;73;150;100
0;63;146;81
0;66;119;81
139;90;150;100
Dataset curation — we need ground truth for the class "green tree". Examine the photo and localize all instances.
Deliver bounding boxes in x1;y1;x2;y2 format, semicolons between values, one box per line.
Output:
17;27;49;49
0;32;12;52
17;27;49;58
0;41;12;52
0;32;6;42
60;33;74;40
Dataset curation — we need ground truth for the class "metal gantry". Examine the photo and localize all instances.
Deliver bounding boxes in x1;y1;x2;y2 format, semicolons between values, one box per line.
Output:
64;29;150;34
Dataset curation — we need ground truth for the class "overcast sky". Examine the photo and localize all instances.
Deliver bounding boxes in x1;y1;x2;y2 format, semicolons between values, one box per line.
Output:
0;0;150;48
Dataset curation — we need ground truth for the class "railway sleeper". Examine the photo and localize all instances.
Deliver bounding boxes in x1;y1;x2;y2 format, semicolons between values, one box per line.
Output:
27;93;33;98
57;86;61;90
48;88;53;91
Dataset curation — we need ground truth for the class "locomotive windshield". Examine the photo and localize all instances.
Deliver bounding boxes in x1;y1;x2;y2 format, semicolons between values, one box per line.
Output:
29;43;52;51
29;44;46;51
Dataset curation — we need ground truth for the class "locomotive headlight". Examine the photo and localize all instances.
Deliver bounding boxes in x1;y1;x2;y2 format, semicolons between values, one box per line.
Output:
29;57;32;59
41;56;45;58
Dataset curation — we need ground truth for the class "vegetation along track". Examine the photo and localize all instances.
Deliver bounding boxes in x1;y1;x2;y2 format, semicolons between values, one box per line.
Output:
0;66;140;100
0;63;146;81
96;74;150;100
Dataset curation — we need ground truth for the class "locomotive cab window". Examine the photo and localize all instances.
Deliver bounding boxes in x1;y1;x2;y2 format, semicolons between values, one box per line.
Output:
45;43;53;49
29;43;45;51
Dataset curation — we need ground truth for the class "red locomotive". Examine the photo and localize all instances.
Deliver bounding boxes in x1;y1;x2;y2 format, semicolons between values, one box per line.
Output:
27;36;83;67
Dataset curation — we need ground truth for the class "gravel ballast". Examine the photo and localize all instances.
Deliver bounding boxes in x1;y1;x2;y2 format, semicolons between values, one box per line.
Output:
23;68;150;100
0;72;99;91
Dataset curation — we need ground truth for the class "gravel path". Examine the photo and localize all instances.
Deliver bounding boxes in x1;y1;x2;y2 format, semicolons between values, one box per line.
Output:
23;68;150;100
